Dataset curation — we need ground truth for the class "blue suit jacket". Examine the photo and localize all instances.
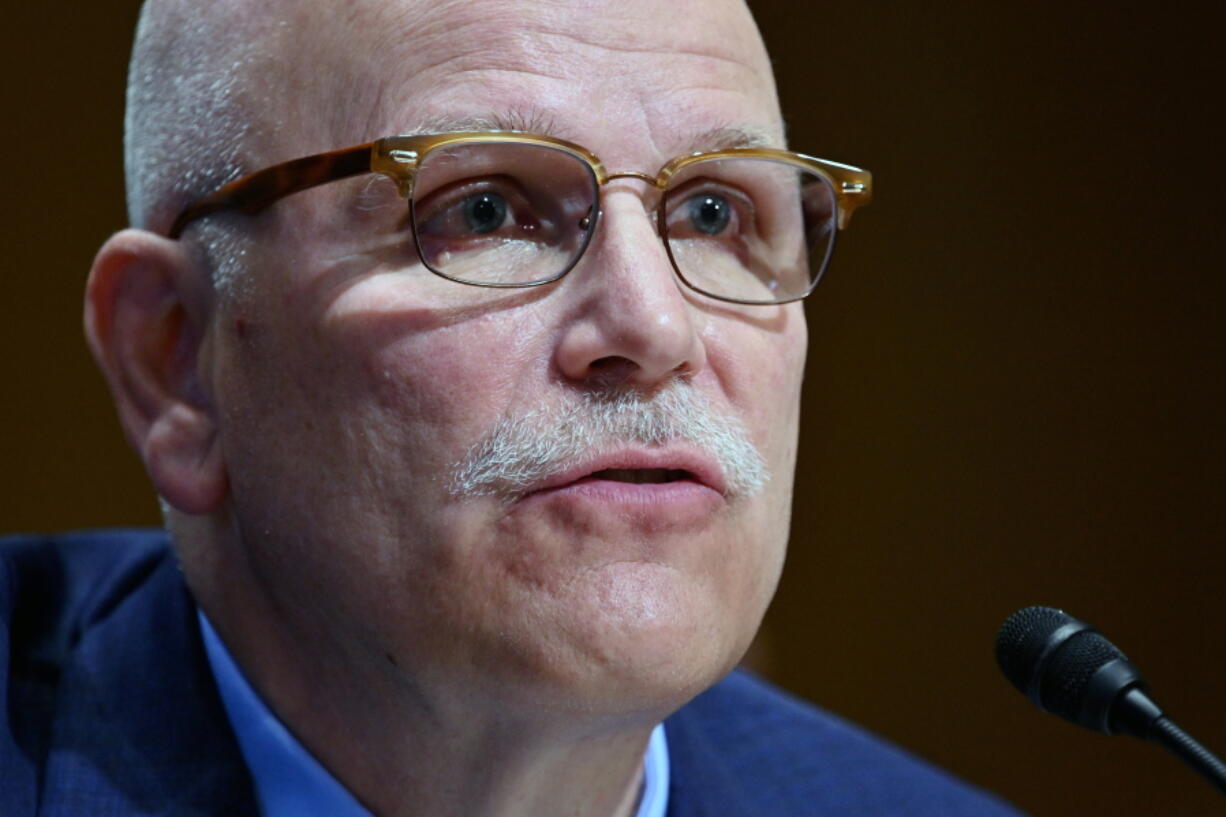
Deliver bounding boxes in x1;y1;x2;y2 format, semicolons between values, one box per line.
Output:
1;530;1022;816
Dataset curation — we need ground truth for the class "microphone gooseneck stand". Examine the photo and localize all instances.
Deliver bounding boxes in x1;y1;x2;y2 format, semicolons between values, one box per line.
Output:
995;605;1226;800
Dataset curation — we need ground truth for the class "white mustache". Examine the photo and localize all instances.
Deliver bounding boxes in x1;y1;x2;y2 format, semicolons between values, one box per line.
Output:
448;381;768;499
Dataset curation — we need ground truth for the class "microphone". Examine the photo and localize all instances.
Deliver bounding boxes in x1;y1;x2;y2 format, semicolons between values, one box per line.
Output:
994;605;1226;798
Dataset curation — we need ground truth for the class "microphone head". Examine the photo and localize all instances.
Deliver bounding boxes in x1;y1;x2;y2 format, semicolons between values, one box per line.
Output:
995;605;1150;734
994;605;1080;698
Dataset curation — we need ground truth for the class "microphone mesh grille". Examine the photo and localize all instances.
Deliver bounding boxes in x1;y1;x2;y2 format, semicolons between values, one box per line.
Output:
1039;631;1125;720
994;605;1071;694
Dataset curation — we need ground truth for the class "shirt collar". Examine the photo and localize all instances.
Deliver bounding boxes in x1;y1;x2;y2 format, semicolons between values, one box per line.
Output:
199;611;669;817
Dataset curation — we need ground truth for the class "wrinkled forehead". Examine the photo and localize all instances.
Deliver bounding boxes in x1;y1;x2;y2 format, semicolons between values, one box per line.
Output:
261;0;782;163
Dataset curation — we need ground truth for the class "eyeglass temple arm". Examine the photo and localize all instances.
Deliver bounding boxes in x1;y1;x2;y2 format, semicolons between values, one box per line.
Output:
168;143;377;239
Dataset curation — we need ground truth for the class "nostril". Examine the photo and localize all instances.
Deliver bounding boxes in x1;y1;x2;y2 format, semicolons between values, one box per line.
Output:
585;356;639;385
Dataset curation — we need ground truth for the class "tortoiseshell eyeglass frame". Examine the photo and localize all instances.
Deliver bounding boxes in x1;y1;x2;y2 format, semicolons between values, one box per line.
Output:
168;131;872;305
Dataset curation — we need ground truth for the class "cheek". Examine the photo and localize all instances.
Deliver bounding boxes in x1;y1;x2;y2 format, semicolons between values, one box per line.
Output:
705;306;807;464
355;314;542;464
700;308;805;593
214;278;541;547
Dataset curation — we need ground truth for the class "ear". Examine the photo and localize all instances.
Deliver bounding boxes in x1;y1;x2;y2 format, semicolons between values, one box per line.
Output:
84;228;227;515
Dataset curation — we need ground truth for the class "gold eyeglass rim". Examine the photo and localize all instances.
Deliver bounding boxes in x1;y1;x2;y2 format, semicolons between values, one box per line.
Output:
168;130;873;305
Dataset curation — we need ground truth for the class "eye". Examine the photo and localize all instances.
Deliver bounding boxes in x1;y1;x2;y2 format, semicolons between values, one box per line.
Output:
665;181;752;242
463;192;509;234
687;194;732;235
414;179;536;241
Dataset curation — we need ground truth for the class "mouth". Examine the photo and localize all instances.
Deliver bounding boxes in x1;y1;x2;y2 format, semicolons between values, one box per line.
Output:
506;450;729;526
585;468;694;485
522;449;728;500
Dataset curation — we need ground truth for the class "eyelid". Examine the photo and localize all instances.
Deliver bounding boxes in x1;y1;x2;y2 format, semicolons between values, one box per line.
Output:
415;177;555;231
415;175;529;208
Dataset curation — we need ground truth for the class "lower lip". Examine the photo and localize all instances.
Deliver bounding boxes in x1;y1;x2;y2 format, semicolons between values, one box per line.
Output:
516;477;725;524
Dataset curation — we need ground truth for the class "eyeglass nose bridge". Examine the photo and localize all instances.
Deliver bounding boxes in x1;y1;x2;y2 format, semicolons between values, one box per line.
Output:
590;170;671;238
601;169;665;188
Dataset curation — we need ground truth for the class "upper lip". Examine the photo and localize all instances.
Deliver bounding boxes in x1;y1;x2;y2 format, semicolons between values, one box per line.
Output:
526;447;728;496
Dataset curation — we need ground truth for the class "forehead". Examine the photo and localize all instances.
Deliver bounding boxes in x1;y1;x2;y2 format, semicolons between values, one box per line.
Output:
286;0;782;162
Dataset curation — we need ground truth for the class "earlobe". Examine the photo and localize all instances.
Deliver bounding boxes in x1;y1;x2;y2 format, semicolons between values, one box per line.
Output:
84;228;228;514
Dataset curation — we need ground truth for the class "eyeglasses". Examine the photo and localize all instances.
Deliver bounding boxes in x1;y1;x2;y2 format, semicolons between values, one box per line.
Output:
170;131;871;305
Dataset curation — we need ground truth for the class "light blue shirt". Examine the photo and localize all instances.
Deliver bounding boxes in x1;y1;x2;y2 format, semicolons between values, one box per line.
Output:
199;612;670;817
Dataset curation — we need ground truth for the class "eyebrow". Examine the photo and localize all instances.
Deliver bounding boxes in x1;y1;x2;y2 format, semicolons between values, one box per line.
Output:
402;109;572;140
398;114;778;156
679;125;778;154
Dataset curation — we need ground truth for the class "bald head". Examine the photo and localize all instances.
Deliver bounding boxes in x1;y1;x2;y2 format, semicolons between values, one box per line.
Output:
124;0;779;289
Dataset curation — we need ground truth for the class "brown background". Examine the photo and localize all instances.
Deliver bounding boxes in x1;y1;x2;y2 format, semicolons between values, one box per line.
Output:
2;2;1223;815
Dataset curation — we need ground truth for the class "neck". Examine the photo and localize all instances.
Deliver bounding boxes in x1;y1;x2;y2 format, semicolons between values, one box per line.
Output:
218;610;656;817
321;711;653;817
176;512;662;817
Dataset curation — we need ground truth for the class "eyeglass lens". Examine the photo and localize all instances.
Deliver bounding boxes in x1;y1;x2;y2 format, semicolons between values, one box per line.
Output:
662;158;836;303
410;141;837;303
412;142;599;287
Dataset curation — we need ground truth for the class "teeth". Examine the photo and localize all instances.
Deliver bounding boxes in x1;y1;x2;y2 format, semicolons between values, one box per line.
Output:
591;468;686;484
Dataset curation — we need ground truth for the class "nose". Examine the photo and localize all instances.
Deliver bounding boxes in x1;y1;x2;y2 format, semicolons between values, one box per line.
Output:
552;190;707;389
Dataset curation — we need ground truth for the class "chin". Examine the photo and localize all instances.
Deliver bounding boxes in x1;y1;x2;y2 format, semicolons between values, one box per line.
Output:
497;560;760;720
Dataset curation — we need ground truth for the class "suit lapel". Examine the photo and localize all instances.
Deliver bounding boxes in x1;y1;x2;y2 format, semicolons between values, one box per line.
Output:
664;706;765;817
40;552;257;816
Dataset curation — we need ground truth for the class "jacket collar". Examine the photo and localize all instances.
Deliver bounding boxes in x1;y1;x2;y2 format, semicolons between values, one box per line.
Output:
40;548;258;815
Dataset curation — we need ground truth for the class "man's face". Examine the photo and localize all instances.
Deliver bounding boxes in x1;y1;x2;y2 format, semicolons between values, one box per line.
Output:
201;0;806;716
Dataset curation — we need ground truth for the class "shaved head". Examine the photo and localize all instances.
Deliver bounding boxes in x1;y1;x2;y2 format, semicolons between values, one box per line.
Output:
126;1;259;233
124;1;388;287
123;0;778;291
125;1;268;288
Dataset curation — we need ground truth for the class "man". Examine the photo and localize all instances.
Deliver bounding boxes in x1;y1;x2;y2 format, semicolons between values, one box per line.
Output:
1;1;1020;815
